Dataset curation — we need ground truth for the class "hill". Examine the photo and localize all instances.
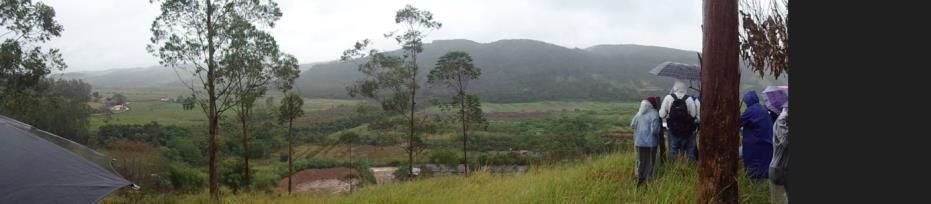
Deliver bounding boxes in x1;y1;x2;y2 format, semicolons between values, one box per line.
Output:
293;39;786;102
60;39;787;102
54;66;187;89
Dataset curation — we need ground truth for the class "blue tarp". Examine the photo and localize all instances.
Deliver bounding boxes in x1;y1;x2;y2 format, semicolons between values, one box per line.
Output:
1;115;131;203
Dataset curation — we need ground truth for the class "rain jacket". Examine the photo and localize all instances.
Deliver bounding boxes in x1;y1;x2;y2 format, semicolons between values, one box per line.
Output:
770;102;789;184
740;90;774;179
630;100;661;147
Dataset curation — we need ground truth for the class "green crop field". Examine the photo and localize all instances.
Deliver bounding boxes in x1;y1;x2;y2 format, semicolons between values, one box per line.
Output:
88;93;359;130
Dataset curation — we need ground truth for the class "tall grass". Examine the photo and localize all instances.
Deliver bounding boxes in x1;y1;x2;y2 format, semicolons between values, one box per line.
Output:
103;152;770;204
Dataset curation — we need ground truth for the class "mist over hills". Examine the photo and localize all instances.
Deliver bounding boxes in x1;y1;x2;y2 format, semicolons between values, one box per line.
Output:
61;39;786;102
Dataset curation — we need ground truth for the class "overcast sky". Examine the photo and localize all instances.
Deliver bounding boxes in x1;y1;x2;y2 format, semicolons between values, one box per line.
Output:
42;0;702;72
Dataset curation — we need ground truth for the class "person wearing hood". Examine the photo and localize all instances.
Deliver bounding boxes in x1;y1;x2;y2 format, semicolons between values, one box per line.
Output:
630;99;662;186
770;101;789;203
659;80;700;161
739;90;774;180
646;96;667;163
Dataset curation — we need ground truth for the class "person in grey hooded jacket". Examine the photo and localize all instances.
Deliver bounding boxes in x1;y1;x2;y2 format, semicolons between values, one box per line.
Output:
630;99;662;186
770;102;789;203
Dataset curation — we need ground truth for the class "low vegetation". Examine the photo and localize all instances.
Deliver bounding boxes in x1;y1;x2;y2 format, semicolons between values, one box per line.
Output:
102;152;770;203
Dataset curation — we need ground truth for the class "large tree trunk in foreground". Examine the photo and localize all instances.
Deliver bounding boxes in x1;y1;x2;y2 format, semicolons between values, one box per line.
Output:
698;0;741;203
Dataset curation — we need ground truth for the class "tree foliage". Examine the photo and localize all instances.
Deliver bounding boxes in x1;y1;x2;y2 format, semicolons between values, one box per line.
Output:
341;4;442;178
1;79;93;144
739;0;788;78
109;93;128;106
147;0;290;197
0;1;88;143
0;0;66;98
427;51;486;176
97;121;190;147
277;91;302;194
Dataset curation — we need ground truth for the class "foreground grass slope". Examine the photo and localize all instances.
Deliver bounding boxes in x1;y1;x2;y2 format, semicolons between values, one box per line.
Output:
111;152;769;203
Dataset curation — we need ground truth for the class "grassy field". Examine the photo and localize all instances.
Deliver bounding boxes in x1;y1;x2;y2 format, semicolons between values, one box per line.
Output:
103;152;770;204
89;98;360;129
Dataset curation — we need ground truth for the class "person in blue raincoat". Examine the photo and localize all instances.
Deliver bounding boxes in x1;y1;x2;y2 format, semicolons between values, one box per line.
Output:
740;90;774;180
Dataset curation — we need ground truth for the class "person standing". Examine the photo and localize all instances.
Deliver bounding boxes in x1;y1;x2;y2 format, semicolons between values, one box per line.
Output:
739;90;774;180
630;99;662;186
646;96;666;163
659;80;700;161
770;102;789;203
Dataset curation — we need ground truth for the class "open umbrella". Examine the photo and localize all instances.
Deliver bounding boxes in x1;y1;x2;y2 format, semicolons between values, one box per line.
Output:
650;61;702;94
650;62;701;81
762;86;789;113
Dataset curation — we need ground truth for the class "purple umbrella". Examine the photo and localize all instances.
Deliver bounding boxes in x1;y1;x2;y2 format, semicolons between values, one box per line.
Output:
762;86;788;113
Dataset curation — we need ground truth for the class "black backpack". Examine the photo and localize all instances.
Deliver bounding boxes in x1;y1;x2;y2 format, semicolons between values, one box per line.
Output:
667;94;696;138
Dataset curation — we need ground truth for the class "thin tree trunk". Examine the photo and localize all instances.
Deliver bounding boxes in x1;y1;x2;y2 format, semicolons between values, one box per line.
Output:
348;141;353;193
205;0;219;199
459;78;469;176
461;97;468;176
287;118;294;194
408;51;418;178
240;106;250;191
698;0;740;203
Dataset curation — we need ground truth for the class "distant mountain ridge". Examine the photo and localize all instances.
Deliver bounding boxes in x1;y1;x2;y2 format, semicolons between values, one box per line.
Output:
61;39;786;102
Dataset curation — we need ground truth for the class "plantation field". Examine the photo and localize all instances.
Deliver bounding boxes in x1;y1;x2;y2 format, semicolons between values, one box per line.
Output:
285;144;410;166
273;100;643;166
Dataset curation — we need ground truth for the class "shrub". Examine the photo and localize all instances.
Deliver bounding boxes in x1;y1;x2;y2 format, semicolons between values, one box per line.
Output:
250;170;281;193
219;159;252;194
167;163;206;193
108;139;170;192
428;149;461;168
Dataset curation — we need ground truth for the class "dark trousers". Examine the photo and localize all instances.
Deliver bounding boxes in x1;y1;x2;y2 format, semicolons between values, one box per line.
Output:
668;133;697;161
656;127;667;163
636;146;657;183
